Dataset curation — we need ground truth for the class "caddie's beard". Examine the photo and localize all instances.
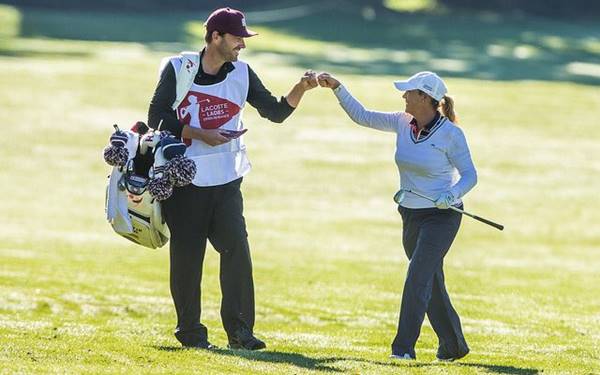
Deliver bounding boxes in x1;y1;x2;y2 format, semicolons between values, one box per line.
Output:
217;42;238;62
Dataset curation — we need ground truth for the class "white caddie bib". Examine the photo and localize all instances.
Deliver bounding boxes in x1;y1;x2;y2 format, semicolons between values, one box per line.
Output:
176;60;251;187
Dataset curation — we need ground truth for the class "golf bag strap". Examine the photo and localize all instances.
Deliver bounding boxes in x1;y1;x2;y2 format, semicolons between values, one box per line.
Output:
158;51;200;111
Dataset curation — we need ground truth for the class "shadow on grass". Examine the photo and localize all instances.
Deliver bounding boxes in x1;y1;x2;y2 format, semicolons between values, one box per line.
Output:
153;346;343;372
0;48;90;59
457;362;539;374
154;346;538;374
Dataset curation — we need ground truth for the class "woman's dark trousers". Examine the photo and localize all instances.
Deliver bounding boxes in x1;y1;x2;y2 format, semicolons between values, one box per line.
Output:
391;206;469;359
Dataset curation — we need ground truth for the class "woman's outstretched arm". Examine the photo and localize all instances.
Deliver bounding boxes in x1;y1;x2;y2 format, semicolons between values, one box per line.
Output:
318;72;409;133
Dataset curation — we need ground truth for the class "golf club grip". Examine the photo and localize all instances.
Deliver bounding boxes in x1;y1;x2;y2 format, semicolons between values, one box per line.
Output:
471;214;504;231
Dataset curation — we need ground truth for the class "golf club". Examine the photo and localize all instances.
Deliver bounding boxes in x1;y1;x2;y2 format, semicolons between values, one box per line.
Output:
394;189;504;231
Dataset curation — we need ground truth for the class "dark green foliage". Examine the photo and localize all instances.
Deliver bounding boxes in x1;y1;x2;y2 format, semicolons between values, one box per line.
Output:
0;0;279;12
2;0;598;19
437;0;600;18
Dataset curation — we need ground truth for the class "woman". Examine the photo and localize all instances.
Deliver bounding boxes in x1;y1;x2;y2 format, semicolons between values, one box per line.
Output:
318;71;476;361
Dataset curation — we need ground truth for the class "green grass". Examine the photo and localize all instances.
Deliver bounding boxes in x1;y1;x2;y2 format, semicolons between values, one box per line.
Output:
1;4;599;374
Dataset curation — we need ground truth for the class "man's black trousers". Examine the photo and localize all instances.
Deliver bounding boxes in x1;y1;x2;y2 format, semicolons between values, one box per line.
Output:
391;205;469;359
161;177;254;346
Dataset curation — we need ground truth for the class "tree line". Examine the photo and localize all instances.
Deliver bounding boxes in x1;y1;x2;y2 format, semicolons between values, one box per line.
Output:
1;0;598;19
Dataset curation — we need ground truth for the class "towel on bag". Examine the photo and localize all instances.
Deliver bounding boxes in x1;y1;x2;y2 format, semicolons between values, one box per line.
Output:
106;130;139;233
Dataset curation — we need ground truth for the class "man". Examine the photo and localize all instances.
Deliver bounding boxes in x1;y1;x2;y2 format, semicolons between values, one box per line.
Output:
148;7;317;350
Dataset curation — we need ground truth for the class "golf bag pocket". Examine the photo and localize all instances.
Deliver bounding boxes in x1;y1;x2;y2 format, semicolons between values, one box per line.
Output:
105;165;169;249
122;198;169;249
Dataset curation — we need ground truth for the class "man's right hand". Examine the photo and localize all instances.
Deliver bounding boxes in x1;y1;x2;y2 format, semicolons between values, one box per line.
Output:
198;128;232;146
299;70;319;91
182;125;232;146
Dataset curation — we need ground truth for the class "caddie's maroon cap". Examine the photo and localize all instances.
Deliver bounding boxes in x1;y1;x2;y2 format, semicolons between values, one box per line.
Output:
205;7;258;38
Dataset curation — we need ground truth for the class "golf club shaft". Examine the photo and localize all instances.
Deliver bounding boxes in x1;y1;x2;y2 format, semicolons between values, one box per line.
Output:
404;189;504;231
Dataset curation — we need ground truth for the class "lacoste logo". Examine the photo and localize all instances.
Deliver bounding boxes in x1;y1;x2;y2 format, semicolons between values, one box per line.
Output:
430;143;445;153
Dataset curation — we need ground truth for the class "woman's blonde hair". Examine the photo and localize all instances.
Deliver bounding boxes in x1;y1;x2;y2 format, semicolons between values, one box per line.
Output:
419;91;459;124
440;95;458;124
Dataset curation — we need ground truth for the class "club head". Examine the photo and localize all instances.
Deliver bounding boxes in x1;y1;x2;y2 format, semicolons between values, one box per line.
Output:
393;190;405;204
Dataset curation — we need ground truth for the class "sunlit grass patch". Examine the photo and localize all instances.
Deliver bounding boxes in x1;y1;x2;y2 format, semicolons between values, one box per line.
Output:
385;0;437;12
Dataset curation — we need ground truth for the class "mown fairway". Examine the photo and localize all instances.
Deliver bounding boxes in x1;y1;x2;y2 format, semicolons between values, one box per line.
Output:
1;4;599;374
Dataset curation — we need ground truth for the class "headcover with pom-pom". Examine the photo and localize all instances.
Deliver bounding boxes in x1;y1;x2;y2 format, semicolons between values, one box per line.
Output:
166;155;196;187
147;136;171;201
148;177;173;201
103;145;129;167
103;126;130;167
161;139;187;160
159;137;196;187
147;136;196;200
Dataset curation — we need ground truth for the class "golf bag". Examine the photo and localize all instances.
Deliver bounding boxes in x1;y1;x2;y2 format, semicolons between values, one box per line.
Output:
104;122;168;249
104;122;196;249
106;158;170;249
